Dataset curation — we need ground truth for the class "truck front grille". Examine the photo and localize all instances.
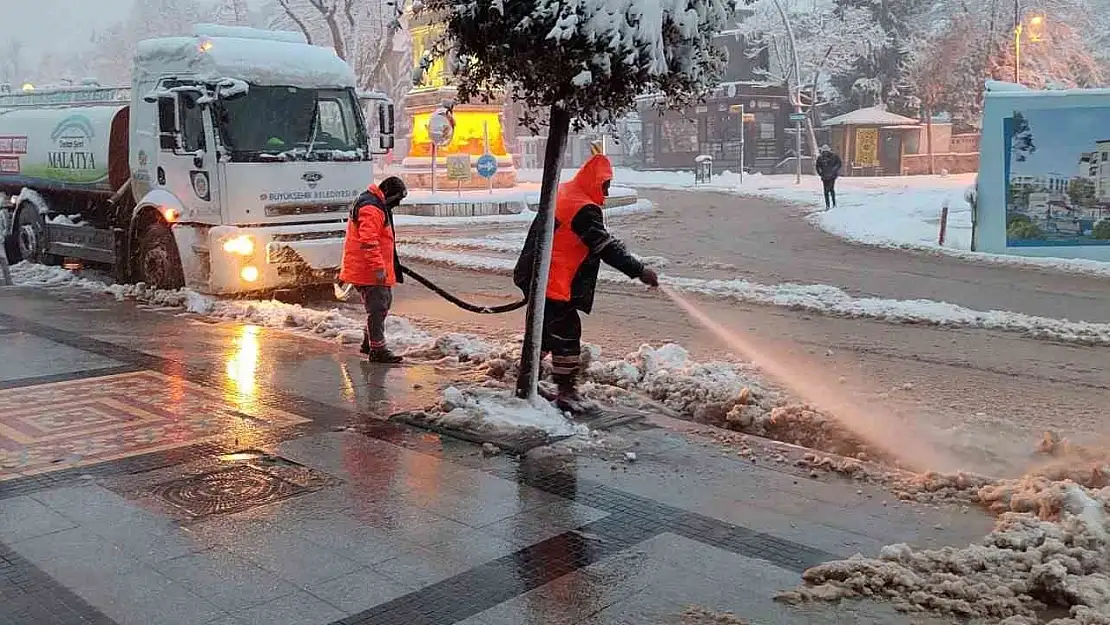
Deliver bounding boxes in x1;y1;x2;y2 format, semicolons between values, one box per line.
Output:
264;203;349;218
271;231;345;243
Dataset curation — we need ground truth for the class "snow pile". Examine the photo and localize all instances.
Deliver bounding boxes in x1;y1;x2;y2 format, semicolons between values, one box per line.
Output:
397;246;1110;347
668;277;1110;347
6;262;500;359
394;196;653;226
779;467;1110;624
585;343;772;417
435;386;586;438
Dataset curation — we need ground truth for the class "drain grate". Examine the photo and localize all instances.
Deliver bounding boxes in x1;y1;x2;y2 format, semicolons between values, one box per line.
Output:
153;464;308;518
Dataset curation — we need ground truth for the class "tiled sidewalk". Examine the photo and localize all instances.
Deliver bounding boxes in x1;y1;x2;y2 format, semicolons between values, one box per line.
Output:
0;287;992;625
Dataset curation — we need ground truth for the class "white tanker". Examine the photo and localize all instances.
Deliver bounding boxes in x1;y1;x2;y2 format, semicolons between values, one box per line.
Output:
0;24;395;293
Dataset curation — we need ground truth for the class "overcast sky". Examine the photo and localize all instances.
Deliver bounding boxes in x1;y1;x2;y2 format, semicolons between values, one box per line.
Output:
1;0;134;58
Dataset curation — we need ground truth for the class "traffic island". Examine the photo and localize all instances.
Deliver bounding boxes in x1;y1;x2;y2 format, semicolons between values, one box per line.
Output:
395;183;640;217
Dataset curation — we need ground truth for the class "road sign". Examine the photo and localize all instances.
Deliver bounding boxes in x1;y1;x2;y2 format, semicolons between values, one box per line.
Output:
429;109;455;146
446;155;471;181
789;113;807;122
476;154;498;179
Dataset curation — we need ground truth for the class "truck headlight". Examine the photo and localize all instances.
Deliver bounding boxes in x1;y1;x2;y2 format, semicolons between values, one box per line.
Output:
223;235;255;256
240;266;259;282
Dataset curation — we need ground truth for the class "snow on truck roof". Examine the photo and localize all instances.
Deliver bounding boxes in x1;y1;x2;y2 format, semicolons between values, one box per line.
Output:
133;29;356;90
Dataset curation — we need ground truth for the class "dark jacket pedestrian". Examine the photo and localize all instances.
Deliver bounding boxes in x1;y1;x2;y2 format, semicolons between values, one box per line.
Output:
340;176;407;363
514;154;658;413
815;146;842;209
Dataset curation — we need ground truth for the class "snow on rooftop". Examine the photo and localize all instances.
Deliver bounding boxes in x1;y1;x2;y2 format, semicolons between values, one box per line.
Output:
133;34;356;89
822;106;919;127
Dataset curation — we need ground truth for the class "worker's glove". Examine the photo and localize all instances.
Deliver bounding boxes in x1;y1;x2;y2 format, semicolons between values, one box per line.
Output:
374;269;388;285
639;268;659;288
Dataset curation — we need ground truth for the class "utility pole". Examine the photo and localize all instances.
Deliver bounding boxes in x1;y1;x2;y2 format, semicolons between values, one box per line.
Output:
1013;0;1021;83
794;100;802;185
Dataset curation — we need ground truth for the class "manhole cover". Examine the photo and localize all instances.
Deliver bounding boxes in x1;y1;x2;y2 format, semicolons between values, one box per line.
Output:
153;464;308;518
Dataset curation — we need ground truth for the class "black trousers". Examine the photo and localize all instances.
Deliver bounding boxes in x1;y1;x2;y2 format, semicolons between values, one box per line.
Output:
357;285;392;349
541;299;582;385
822;178;837;208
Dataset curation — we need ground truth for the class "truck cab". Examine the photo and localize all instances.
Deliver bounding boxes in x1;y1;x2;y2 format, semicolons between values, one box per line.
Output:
130;25;395;293
0;24;395;294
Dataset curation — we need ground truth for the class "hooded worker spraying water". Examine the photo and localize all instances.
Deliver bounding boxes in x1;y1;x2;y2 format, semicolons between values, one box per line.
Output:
514;154;659;414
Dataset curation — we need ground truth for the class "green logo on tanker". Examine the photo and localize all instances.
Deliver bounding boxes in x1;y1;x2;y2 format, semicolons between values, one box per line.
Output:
25;114;108;185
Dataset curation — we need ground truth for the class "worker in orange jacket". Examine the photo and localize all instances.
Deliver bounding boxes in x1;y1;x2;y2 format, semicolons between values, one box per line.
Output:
340;176;407;363
514;154;659;412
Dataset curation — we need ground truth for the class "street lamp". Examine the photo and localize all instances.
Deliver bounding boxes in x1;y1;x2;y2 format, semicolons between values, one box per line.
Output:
1013;5;1047;84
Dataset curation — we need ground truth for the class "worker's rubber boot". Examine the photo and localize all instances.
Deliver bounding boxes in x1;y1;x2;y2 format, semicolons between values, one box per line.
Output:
368;348;403;364
359;338;371;355
554;377;593;415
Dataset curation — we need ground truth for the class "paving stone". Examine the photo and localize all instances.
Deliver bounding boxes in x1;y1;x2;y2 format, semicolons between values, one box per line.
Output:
32;485;202;563
0;495;77;543
372;545;475;590
478;501;610;548
10;527;145;589
0;333;121;382
230;590;345;625
305;567;410;614
71;565;226;625
203;526;362;587
153;548;299;612
287;511;417;566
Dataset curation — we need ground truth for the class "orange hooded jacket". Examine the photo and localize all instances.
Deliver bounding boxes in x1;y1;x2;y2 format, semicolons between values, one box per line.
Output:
514;154;644;313
340;185;399;287
546;154;613;301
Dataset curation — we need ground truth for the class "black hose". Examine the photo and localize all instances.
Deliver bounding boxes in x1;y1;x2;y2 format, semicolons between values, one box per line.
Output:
400;265;527;314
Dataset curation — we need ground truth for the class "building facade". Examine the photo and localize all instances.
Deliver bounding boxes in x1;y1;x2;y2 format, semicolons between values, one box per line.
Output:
635;26;790;173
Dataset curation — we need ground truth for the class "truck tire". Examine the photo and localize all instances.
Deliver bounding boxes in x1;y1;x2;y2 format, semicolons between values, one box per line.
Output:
136;222;185;290
13;202;58;265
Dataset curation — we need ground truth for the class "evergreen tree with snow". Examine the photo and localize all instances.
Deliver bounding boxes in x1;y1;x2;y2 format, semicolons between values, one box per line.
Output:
413;0;735;399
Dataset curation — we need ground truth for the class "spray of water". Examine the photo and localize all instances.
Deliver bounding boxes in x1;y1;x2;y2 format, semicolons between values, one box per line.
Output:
660;285;966;473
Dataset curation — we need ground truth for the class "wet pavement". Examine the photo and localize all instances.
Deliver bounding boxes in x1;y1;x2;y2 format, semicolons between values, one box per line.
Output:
0;285;993;625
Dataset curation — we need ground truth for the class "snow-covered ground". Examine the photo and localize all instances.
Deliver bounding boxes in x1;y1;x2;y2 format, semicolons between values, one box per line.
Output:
517;167;1110;278
393;196;654;227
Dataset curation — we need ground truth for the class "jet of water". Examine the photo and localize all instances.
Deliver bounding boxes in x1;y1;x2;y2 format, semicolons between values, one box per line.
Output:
660;285;966;473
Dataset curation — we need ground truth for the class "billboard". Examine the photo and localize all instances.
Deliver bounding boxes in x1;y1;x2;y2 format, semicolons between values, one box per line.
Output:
1003;107;1110;247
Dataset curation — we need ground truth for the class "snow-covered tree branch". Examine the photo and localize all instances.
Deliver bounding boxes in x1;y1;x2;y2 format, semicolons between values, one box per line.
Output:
413;0;735;399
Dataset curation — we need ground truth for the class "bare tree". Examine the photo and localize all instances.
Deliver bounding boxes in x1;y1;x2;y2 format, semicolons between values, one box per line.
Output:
905;25;968;174
1;39;25;85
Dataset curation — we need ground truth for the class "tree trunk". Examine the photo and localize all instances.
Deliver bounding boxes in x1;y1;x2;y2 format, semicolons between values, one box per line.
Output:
277;0;314;45
325;15;346;60
515;105;572;401
926;107;935;175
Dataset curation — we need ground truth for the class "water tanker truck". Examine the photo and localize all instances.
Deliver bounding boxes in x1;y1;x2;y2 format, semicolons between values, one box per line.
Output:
0;24;395;293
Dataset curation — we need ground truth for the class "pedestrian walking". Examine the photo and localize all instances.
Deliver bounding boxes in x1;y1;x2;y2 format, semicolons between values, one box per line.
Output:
340;176;407;363
514;153;659;413
815;145;842;210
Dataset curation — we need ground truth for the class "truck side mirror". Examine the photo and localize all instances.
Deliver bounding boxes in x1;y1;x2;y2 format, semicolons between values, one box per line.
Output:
379;134;395;151
378;103;395;137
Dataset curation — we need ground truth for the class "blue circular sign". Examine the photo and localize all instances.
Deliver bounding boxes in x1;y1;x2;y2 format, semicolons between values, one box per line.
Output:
476;154;498;179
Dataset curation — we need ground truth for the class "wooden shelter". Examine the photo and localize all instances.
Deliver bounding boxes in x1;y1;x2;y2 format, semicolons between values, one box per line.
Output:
823;107;920;176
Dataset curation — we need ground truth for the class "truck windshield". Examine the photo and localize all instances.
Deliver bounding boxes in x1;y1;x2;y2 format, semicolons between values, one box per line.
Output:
215;85;367;162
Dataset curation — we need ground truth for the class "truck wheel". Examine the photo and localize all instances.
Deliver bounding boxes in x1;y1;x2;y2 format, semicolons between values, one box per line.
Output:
14;203;54;265
137;222;185;290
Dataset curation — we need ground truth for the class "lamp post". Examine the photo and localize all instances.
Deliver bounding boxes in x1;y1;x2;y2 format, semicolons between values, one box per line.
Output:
1014;2;1045;85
